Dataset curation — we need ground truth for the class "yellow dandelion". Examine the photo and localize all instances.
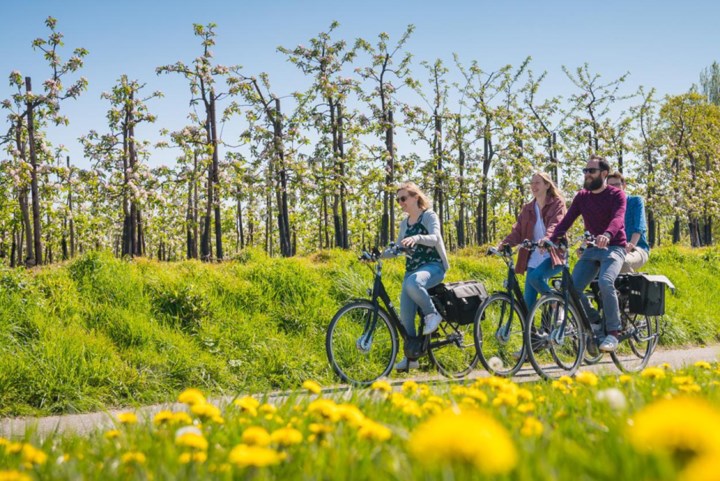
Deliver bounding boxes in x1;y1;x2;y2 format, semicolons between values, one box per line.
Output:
191;402;222;420
402;380;419;394
234;396;260;417
517;402;536;414
121;451;146;465
520;417;544;437
465;388;489;404
175;432;208;451
517;388;534;402
178;388;206;406
335;403;365;426
536;395;547;403
409;408;517;474
0;470;31;481
104;430;121;440
619;374;633;384
117;412;138;425
551;380;572;394
371;380;392;393
492;391;519;408
171;412;193;426
270;427;303;446
153;410;174;426
679;454;720;481
307;398;340;421
673;375;695;385
422;401;444;416
242;426;271;447
357;419;392;442
641;367;666;380
460;397;478;408
659;362;671;369
678;384;702;393
694;361;712;370
302;380;322;395
629;397;720;457
575;371;599;386
259;403;277;415
20;444;47;466
416;384;431;397
228;444;285;468
179;451;208;464
308;423;334;435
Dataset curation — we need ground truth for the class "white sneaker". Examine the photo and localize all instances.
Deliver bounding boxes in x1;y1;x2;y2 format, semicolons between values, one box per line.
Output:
422;312;443;335
394;357;420;371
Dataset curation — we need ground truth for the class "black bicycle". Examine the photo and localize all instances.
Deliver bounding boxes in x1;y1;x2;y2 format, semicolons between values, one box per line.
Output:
325;244;478;385
473;241;538;377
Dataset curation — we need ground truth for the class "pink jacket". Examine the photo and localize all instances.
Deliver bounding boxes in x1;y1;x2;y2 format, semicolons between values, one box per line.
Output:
502;196;566;275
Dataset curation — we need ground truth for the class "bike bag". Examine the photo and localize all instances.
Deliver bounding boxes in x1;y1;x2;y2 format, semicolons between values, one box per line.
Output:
626;274;674;316
430;281;488;325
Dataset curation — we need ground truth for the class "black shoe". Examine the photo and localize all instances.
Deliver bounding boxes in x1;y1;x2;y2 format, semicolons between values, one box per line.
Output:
586;334;600;357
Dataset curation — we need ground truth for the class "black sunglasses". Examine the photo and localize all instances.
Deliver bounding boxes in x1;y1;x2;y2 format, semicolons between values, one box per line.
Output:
396;195;409;203
582;168;601;174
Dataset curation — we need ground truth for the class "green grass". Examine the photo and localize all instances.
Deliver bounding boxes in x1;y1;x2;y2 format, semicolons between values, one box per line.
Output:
0;246;718;416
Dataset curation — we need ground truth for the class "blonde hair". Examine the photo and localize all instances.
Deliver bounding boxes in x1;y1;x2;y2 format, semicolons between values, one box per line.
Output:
396;182;432;210
532;171;565;203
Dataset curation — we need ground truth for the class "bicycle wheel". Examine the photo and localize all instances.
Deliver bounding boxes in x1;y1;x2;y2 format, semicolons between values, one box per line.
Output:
473;293;526;377
428;319;478;378
525;293;585;380
326;301;398;385
610;312;658;372
583;291;604;365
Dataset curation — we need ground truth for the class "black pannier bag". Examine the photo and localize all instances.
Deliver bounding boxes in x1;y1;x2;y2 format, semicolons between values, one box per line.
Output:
627;274;674;316
429;281;488;325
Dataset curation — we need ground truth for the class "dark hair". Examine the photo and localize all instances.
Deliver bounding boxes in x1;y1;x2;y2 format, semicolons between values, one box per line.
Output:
588;154;611;172
607;171;626;185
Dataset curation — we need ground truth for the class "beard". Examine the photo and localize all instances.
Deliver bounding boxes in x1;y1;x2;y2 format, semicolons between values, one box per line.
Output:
584;176;604;190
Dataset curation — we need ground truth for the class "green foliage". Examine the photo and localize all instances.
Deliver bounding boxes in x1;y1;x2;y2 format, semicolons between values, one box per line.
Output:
0;247;718;416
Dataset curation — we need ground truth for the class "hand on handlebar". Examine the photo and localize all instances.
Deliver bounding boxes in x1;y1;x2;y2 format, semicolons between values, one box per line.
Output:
596;234;610;249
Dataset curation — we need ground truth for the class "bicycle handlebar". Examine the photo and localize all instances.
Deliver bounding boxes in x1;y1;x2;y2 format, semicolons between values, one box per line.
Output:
358;242;415;263
489;240;539;257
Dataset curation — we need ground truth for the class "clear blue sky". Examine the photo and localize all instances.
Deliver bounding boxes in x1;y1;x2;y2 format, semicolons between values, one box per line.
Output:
2;0;719;168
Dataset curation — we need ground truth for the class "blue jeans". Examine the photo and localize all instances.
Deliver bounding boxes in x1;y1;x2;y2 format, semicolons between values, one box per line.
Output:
571;246;626;332
524;257;563;311
400;262;445;337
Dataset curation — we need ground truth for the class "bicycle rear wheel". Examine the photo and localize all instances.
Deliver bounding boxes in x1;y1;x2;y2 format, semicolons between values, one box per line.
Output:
610;312;658;372
473;293;526;377
428;319;478;378
525;294;585;380
326;301;398;385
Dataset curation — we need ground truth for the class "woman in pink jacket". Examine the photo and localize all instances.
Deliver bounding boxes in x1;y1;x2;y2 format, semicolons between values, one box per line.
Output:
499;172;566;310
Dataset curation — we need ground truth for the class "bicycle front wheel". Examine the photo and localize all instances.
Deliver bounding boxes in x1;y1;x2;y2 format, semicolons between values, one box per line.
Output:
525;294;585;380
610;312;658;372
428;319;478;378
473;293;526;377
326;301;398;386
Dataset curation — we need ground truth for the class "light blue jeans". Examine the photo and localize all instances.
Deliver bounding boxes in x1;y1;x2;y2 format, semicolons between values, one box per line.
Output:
571;246;626;332
524;257;563;311
400;262;445;337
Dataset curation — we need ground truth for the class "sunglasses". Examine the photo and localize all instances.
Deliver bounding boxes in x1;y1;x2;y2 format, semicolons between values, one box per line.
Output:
582;168;601;174
396;195;409;203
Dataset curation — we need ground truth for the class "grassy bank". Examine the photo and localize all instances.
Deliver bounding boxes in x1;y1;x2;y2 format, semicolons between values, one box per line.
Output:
0;246;718;416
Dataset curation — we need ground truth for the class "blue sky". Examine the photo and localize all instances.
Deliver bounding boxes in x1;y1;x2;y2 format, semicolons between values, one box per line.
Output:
2;0;719;168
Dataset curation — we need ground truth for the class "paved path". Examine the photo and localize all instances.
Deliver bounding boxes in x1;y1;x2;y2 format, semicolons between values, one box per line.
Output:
2;344;718;438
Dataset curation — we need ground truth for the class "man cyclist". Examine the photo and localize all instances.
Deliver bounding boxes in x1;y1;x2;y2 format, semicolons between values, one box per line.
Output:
544;155;627;352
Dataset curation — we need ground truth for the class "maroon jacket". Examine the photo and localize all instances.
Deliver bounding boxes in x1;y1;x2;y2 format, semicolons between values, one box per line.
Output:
502;196;566;275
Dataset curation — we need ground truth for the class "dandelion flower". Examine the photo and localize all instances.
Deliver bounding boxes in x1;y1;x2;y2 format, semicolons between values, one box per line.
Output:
191;402;222;421
178;388;206;406
335;403;365;426
104;430;121;440
575;371;599;386
357;419;392;442
402;380;419;394
117;412;138;425
694;361;712;370
270;427;303;446
234;396;260;417
242;426;271;447
371;380;392;393
175;432;208;451
179;451;207;464
409;408;517;474
20;444;47;466
520;417;544;437
618;374;632;384
121;452;146;465
302;380;322;395
228;444;285;468
641;367;666;380
0;470;31;481
153;410;174;426
307;399;340;421
171;412;193;426
517;403;536;414
629;397;720;458
678;454;720;481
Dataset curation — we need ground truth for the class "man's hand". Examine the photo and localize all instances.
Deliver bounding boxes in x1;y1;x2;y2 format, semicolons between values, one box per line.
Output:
401;236;417;248
596;234;610;249
625;242;636;254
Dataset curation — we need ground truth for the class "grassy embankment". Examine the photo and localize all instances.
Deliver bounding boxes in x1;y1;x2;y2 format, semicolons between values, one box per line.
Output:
0;246;718;416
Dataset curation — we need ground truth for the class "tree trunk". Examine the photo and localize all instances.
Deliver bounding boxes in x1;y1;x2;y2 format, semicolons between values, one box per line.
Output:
209;93;223;260
457;116;466;248
273;98;292;257
433;109;444;236
25;77;42;266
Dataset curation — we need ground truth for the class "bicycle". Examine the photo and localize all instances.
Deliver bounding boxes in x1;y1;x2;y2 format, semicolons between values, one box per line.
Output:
473;241;538;377
325;244;478;386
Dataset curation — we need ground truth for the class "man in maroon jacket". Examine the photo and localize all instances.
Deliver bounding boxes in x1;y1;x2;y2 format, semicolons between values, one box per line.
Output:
546;155;627;352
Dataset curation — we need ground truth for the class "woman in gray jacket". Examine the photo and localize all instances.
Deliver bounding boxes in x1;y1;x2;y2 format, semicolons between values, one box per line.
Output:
383;182;449;371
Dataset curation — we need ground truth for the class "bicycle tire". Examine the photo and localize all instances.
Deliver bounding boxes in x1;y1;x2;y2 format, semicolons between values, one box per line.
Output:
326;301;398;386
428;319;478;378
525;293;585;380
610;312;657;372
473;293;526;377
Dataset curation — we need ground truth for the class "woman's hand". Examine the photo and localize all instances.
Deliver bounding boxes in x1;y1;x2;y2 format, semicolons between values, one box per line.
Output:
625;242;636;254
401;236;417;248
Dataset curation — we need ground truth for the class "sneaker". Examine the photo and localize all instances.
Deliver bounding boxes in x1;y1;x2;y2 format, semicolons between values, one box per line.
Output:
394;357;420;371
356;335;370;354
599;334;619;353
422;312;443;335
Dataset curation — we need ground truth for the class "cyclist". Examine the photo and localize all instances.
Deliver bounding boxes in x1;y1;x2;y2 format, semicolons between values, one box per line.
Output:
498;171;566;311
607;172;650;273
544;155;627;353
382;181;449;371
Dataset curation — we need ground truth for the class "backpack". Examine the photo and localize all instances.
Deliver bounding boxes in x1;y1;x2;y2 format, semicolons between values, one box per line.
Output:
430;281;488;325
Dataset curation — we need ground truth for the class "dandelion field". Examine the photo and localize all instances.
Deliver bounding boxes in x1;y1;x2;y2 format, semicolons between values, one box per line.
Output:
2;363;720;481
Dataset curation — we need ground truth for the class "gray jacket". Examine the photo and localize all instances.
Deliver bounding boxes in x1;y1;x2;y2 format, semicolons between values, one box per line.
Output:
382;209;450;271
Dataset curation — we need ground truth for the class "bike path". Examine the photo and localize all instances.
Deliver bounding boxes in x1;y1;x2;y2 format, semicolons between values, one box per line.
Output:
1;344;718;438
